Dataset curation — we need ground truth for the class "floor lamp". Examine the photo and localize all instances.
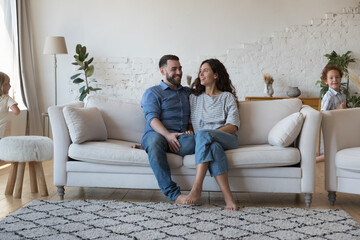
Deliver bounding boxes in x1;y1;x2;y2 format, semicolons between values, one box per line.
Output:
43;36;68;105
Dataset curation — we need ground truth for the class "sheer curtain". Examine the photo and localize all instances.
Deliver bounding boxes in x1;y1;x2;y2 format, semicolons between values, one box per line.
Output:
5;0;41;135
2;0;20;104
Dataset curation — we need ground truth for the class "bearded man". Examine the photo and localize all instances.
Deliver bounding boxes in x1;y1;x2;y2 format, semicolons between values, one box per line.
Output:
141;55;195;205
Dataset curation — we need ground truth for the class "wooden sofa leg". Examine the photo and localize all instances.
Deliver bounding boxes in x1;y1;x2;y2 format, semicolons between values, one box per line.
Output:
305;193;312;208
328;191;336;206
57;186;65;200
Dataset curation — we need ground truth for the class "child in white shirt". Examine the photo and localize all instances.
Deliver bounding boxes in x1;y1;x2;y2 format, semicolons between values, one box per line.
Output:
0;72;20;138
317;65;346;163
321;65;346;111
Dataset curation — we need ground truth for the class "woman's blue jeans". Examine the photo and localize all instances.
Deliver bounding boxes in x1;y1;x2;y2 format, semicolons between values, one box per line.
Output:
195;129;238;176
141;131;195;201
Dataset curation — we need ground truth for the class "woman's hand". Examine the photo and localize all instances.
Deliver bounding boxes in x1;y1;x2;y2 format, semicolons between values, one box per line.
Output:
184;130;194;134
218;124;238;134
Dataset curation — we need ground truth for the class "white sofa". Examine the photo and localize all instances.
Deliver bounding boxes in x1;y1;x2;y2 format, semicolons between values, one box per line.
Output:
48;95;321;207
322;108;360;205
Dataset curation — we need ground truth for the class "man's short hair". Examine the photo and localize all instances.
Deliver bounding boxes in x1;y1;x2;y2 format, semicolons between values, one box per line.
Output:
159;55;179;69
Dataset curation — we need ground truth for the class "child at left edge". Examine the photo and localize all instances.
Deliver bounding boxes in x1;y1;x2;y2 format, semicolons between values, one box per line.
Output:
316;65;346;163
0;72;20;138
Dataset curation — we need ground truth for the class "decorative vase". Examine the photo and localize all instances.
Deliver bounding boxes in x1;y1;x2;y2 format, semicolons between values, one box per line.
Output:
286;86;301;97
264;83;274;97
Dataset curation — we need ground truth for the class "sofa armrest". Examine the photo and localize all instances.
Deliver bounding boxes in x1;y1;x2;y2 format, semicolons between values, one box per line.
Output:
322;108;360;191
48;101;84;186
298;105;322;193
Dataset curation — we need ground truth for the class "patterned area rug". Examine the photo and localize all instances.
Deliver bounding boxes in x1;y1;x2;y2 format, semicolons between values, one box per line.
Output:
0;200;359;240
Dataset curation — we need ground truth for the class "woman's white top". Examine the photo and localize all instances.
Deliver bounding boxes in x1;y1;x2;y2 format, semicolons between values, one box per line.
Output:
189;92;240;133
0;95;17;138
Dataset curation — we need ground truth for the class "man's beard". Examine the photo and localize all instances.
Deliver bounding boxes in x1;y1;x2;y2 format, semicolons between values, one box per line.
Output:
166;72;181;86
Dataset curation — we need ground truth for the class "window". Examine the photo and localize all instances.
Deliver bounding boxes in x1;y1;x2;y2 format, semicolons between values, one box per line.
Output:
0;0;24;108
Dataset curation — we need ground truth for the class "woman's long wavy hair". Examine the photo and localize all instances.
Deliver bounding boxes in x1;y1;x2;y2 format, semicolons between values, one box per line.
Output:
190;59;239;107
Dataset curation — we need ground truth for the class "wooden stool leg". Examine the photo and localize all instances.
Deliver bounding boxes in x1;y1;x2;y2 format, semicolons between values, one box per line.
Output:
14;163;26;198
5;163;18;195
34;162;48;196
29;162;38;193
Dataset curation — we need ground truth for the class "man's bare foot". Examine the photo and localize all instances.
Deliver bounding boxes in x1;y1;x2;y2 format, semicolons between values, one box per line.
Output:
184;188;202;205
131;144;143;149
175;194;194;205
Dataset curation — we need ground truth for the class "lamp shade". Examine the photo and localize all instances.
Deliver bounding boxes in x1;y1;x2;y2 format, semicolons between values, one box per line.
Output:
43;36;68;54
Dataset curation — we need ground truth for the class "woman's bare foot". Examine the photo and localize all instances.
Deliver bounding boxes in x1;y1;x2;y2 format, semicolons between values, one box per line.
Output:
131;144;143;149
224;195;239;211
224;201;239;211
185;187;202;205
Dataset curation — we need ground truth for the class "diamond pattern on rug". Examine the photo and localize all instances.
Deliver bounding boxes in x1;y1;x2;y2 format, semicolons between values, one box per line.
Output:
0;200;359;240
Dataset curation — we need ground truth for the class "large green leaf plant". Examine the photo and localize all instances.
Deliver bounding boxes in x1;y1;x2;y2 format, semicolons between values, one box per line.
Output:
71;44;101;101
316;51;360;108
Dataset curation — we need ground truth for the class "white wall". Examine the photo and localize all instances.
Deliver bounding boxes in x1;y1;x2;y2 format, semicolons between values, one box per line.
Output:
6;110;27;136
28;0;360;112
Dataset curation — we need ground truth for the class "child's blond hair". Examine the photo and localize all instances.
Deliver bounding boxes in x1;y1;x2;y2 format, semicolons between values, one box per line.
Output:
0;72;10;96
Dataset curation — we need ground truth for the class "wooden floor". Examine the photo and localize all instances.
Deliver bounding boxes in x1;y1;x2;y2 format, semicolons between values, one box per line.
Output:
0;160;359;224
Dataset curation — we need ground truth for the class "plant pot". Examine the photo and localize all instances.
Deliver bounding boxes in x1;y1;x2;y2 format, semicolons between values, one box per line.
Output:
287;86;301;97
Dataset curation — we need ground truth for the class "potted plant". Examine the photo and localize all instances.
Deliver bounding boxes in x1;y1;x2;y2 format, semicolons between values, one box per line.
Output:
71;44;101;101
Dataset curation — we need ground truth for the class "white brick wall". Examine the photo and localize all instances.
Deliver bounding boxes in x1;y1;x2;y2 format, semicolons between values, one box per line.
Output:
69;5;360;102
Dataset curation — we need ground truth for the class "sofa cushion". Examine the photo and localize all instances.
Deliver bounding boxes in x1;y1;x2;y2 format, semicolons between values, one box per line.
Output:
85;95;145;143
63;106;107;144
68;139;183;169
268;112;304;147
238;99;302;145
183;144;300;168
335;147;360;173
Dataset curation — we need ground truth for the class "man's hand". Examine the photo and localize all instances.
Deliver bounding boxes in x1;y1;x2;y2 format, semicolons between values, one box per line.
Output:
165;132;184;153
184;130;194;135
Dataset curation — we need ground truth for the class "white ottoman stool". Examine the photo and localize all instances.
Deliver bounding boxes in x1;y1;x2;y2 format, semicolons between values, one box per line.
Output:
0;136;53;198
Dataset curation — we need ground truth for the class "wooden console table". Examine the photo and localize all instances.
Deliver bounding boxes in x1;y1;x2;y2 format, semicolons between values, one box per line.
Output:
245;96;321;154
245;97;321;111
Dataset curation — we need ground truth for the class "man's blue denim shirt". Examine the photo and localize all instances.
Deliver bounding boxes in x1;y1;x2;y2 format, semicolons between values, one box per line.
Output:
141;81;191;136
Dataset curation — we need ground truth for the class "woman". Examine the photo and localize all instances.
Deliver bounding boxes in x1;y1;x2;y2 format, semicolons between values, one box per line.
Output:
185;59;240;210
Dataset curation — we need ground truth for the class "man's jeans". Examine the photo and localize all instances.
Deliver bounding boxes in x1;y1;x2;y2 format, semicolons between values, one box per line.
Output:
195;129;238;176
142;132;195;201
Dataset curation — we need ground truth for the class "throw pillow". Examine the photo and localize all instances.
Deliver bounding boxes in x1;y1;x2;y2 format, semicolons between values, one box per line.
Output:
63;106;107;144
268;112;304;147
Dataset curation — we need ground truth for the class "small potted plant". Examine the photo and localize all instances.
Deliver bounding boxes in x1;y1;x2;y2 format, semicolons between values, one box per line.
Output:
71;44;101;101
